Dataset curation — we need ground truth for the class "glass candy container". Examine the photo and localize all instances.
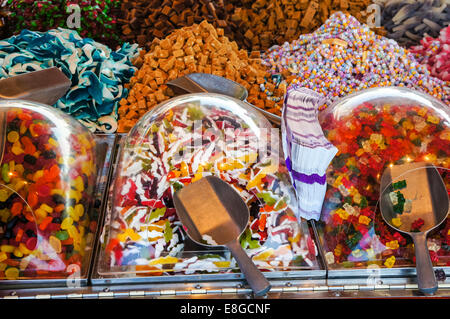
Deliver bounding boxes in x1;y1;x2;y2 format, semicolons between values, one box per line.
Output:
0;100;99;284
97;93;320;281
318;87;450;272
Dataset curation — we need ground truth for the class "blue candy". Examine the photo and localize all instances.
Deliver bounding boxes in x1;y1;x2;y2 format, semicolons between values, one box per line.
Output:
0;28;139;133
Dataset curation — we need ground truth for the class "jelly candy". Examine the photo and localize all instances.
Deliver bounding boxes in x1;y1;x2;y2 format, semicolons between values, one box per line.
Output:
0;108;97;280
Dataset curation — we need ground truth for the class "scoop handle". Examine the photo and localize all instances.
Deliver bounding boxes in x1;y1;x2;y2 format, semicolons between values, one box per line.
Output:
226;239;271;297
412;232;438;295
243;100;281;126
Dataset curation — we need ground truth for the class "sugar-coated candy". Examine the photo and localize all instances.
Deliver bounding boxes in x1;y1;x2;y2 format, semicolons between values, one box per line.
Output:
262;12;450;113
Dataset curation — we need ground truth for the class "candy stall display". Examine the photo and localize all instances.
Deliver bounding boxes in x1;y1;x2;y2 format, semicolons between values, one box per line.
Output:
316;87;450;273
262;12;450;118
94;94;320;283
0;28;139;133
0;99;112;285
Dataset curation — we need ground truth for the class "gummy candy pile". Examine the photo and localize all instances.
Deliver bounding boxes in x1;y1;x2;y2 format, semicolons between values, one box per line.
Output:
320;102;450;269
102;102;317;275
0;107;97;279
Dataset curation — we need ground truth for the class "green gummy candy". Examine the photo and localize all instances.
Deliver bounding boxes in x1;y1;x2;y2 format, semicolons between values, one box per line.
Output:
55;230;69;241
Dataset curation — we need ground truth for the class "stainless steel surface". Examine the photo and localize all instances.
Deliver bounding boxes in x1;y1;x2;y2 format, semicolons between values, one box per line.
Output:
167;73;281;125
0;67;71;105
167;73;247;100
173;176;271;296
0;110;6;165
380;162;449;295
2;277;450;299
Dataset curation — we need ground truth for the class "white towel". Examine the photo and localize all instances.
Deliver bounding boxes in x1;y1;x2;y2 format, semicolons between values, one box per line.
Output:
282;86;338;221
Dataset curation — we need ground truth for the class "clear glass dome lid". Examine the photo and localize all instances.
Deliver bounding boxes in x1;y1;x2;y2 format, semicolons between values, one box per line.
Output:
100;93;319;276
317;87;450;269
0;100;98;280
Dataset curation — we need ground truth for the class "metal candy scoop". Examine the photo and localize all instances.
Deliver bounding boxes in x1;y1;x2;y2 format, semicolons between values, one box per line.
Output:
0;67;71;164
173;175;271;296
380;162;449;295
0;67;71;106
167;73;281;125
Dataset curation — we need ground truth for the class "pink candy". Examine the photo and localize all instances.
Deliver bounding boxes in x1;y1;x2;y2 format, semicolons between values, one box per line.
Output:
411;26;450;82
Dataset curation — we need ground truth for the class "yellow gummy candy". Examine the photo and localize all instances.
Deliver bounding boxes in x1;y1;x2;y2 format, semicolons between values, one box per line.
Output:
386;240;399;250
253;248;274;261
0;189;8;202
11;141;23;155
19;243;32;255
5;267;19;279
213;261;231;268
74;176;84;192
246;173;265;190
391;217;402;228
69;189;81;203
148;256;179;265
191;173;203;183
49;236;62;254
13;248;23;258
0;252;7;262
33;170;44;181
358;215;371;225
35;208;47;220
336;208;349;220
48;137;58;147
126;228;141;241
427;115;440;124
40;203;53;213
1;245;15;253
74;204;84;218
384;256;396;268
61;217;74;230
7;131;19;143
180;161;189;177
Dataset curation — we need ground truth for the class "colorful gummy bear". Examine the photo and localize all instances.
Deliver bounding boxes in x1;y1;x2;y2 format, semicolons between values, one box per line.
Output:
320;101;450;269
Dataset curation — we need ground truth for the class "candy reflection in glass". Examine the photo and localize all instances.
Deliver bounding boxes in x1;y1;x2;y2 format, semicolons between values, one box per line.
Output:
320;93;450;269
0;105;97;280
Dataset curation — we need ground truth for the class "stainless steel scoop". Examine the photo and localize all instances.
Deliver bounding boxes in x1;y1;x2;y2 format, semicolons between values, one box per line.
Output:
167;73;281;125
380;162;449;295
173;175;271;297
0;67;71;165
0;67;71;105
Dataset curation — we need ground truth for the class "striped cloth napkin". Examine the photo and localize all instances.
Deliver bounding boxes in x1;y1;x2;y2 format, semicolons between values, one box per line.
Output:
281;85;338;221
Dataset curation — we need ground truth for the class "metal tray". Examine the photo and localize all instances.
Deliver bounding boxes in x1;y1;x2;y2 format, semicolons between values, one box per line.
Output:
313;220;450;279
90;134;327;287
